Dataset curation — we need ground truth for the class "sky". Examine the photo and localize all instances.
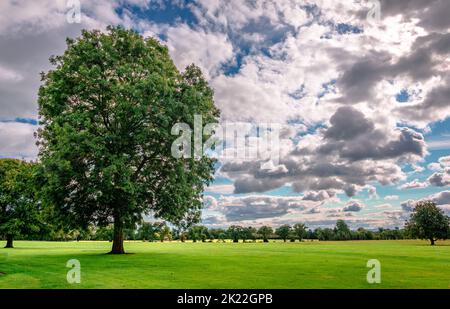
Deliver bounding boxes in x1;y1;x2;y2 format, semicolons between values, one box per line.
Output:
0;0;449;230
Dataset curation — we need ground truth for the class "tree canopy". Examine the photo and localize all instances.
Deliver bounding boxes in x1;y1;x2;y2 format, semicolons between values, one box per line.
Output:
406;201;450;245
0;159;41;248
258;226;273;243
293;223;308;241
275;224;291;242
37;26;219;253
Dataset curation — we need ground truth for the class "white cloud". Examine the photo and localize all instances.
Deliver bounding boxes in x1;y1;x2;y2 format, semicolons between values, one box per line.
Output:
204;184;234;195
0;65;23;82
0;122;38;160
398;179;429;190
384;195;399;201
164;24;234;79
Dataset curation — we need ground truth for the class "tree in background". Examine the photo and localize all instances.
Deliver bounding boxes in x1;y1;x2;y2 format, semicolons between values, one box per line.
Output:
315;228;334;241
227;225;243;243
37;27;219;253
93;225;114;241
355;227;374;240
406;201;450;245
241;227;257;242
218;232;226;242
334;220;351;240
275;225;291;242
137;222;158;241
175;211;201;242
293;223;308;242
159;225;172;242
0;159;41;248
188;225;208;242
124;225;137;240
208;228;226;242
258;226;273;243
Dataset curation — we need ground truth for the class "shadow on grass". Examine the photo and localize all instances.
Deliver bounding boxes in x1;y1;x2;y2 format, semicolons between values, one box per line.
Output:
415;243;450;247
104;252;136;255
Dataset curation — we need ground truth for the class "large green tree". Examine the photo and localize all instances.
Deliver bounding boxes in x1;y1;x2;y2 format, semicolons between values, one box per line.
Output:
334;220;351;240
137;222;158;241
227;225;243;243
275;224;291;242
257;226;273;243
0;159;41;248
188;225;208;242
406;201;450;245
241;226;257;242
293;223;308;242
37;27;219;254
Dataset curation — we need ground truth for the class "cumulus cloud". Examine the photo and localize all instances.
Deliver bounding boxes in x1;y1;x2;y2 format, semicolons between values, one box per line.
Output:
439;156;450;167
222;106;425;196
163;24;234;79
302;190;335;202
426;156;450;187
384;195;399;201
212;195;311;221
0;122;38;160
342;200;364;212
204;184;235;195
428;190;450;206
428;169;450;187
375;204;393;209
377;0;450;32
399;179;429;189
401;191;450;215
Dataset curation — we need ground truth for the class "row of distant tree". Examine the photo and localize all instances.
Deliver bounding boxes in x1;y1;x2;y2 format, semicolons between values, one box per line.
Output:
20;217;450;245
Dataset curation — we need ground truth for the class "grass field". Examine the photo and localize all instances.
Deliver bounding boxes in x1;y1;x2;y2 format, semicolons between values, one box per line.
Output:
0;240;449;289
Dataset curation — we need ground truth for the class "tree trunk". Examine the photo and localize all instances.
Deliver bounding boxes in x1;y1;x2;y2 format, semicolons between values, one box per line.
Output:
110;214;125;254
430;238;435;246
4;235;13;248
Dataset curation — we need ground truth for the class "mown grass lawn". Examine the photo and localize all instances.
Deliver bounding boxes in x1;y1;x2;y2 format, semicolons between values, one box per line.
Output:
0;240;449;289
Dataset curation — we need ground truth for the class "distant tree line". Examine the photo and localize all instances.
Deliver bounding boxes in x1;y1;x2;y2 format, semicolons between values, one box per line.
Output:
16;218;450;245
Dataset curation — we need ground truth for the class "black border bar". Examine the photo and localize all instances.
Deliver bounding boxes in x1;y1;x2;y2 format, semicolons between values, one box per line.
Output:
0;289;449;306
